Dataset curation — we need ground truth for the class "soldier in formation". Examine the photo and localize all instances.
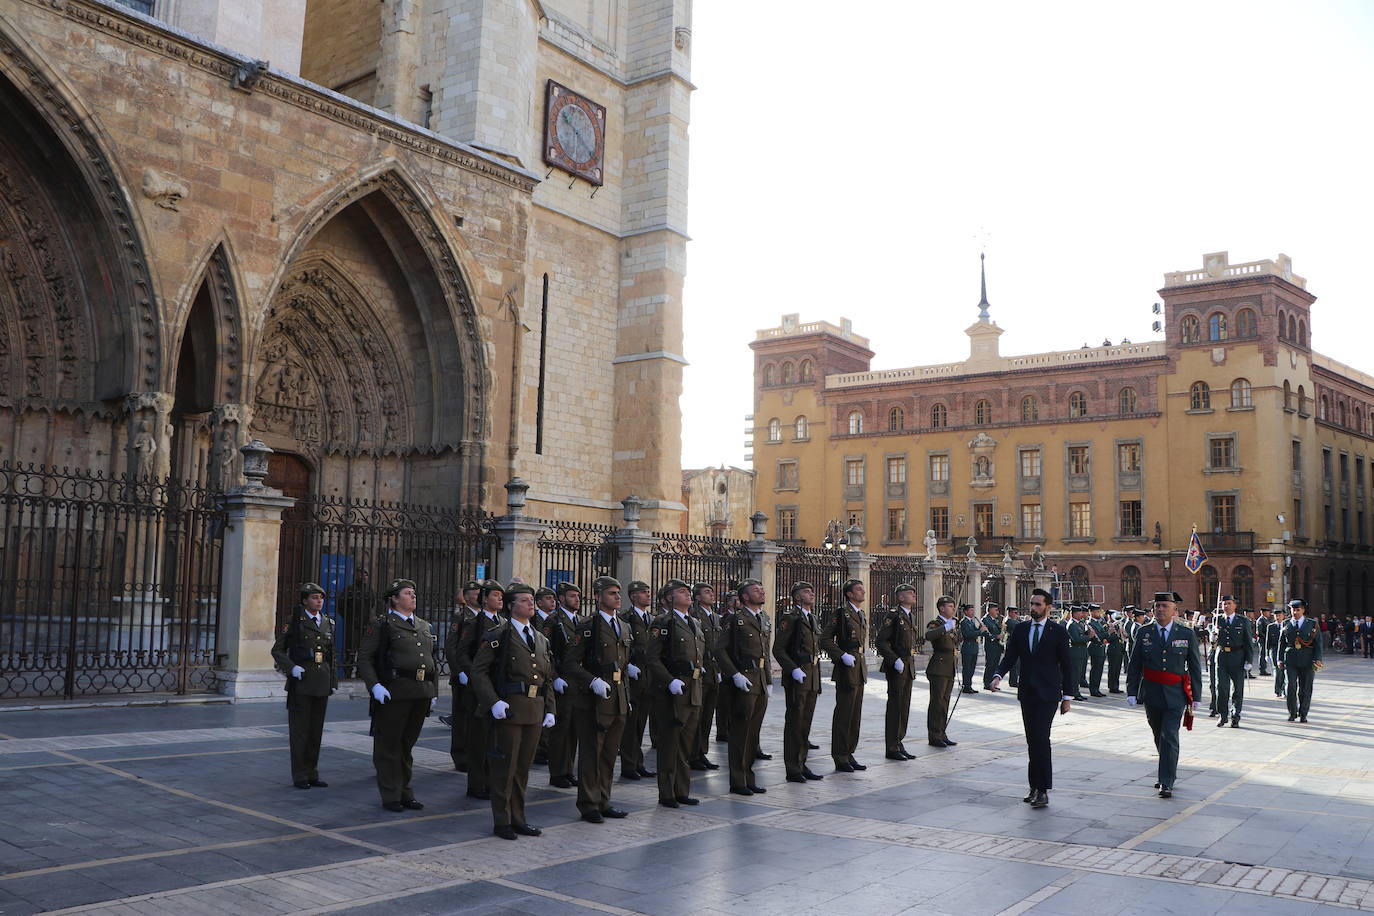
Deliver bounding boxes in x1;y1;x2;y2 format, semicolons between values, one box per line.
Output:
1066;605;1092;701
441;580;481;768
618;580;657;781
924;595;960;748
875;583;919;760
647;579;706;807
455;581;507;800
716;578;772;794
958;603;984;692
1086;604;1108;697
1126;591;1203;799
773;581;824;782
1280;598;1322;722
690;583;724;772
821;578;869;771
271;582;337;789
1104;609;1126;693
541;581;583;787
564;577;632;822
981;601;1004;691
1210;595;1254;727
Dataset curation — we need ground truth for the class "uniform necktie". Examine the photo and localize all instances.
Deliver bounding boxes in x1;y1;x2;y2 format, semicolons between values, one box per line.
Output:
1031;622;1041;652
310;615;320;627
523;625;536;652
612;617;621;639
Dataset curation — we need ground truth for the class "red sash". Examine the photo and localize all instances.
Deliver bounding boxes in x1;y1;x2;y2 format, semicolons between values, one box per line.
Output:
1143;667;1194;730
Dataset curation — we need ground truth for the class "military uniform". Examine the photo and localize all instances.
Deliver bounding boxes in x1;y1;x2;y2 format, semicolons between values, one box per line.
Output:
541;603;582;785
1086;612;1108;696
564;607;632;819
924;611;959;746
958;611;983;691
1281;608;1323;721
820;600;868;769
773;601;823;780
690;602;723;769
618;593;656;779
456;607;505;797
471;614;556;835
1005;609;1021;687
646;606;708;805
1212;610;1255;726
356;588;439;809
1125;605;1203;795
875;603;919;758
981;612;1004;690
443;588;481;771
1104;615;1125;693
716;605;771;792
1256;613;1276;675
1066;613;1091;700
270;588;337;788
1272;613;1289;696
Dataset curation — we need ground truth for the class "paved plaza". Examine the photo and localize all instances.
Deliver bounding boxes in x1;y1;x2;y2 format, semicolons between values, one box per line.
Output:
2;654;1374;915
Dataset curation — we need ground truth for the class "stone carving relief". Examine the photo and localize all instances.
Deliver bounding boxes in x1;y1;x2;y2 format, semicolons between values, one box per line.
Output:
141;168;188;210
124;391;174;479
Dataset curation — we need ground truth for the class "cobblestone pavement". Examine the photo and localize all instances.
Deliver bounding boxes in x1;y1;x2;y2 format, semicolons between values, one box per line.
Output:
3;654;1374;914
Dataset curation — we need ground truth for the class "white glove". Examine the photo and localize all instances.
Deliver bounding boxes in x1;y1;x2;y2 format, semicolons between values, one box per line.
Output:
553;677;567;694
715;672;722;683
1126;696;1137;707
290;665;304;679
732;672;750;690
840;652;855;667
491;700;509;719
430;697;437;710
371;684;391;703
590;677;612;699
668;679;685;695
627;663;641;680
893;658;904;673
458;672;469;685
542;713;556;728
1191;702;1200;710
1243;663;1252;671
791;668;805;683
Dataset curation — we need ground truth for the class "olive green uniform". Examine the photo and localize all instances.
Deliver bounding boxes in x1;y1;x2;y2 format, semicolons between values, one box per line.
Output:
875;607;918;754
981;614;1004;690
357;612;439;805
472;620;557;830
541;607;582;783
820;603;868;766
646;610;708;803
959;616;982;689
1281;617;1322;719
1105;618;1126;692
715;608;771;790
1213;613;1255;722
618;605;655;776
443;605;478;770
457;610;505;796
1066;618;1091;698
1087;617;1108;695
270;606;337;785
925;617;959;742
564;612;632;817
773;605;822;779
691;604;723;765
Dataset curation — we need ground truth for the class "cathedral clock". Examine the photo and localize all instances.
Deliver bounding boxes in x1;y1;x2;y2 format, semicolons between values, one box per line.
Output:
543;80;606;186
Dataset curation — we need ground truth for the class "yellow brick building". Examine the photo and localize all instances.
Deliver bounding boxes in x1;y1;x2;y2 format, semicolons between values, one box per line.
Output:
750;253;1374;613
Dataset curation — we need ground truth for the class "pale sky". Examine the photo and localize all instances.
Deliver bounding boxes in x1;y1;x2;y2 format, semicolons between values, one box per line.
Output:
679;0;1374;470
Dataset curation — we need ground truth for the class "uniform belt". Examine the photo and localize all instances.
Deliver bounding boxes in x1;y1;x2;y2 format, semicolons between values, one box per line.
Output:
1219;647;1232;651
389;668;428;681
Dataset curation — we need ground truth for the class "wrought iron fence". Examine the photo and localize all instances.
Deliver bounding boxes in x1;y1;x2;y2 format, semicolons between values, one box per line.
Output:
535;520;619;598
1016;569;1038;609
276;496;498;677
868;554;927;642
0;463;224;699
649;532;751;600
774;543;850;627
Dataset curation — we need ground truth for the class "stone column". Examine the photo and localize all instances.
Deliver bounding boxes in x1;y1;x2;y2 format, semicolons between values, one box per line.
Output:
611;495;657;587
965;560;984;609
919;559;944;619
215;440;294;699
374;0;423;122
491;478;546;584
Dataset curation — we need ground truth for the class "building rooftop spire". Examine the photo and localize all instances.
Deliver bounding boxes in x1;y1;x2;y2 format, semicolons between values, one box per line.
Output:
977;252;991;321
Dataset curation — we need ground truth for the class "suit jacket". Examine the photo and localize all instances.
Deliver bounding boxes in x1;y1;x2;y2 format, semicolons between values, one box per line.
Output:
619;605;655;698
692;605;724;679
271;606;338;696
715;608;770;695
996;618;1073;703
1125;622;1204;710
875;607;919;679
773;606;822;693
819;603;868;686
471;620;557;725
1280;617;1323;668
646;610;707;715
924;616;960;678
563;611;632;717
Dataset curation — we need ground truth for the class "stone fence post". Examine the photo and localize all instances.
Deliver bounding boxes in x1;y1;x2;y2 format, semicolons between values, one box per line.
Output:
919;559;944;619
492;477;546;585
216;440;294;700
612;495;657;587
743;511;783;598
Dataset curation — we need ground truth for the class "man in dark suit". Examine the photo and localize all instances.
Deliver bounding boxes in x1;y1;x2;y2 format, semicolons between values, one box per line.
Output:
1126;591;1204;799
990;588;1074;809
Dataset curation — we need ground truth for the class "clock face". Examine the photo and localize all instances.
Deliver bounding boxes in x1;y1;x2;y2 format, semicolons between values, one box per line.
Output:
544;81;606;186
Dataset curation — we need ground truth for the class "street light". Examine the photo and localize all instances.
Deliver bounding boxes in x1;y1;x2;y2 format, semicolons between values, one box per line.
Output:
822;519;849;551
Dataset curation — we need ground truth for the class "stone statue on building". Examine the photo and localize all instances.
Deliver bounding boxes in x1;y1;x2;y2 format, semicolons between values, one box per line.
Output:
1031;544;1045;571
130;419;157;478
1001;541;1018;565
924;529;939;561
965;536;978;560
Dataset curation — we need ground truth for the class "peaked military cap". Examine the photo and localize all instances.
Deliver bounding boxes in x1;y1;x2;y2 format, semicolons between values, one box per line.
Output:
1153;591;1183;603
1288;598;1306;608
1219;594;1236;602
555;580;582;596
893;582;917;599
478;578;505;598
691;581;714;599
936;594;955;606
299;582;326;599
534;586;557;600
504;582;535;599
738;578;764;591
384;578;417;598
464;580;482;591
658;578;691;603
789;580;815;597
627;580;651;594
592;576;622;593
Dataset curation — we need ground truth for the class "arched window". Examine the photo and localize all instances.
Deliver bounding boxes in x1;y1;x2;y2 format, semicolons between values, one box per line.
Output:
1283;380;1292;410
847;410;863;435
780;361;795;384
761;364;775;386
1357;407;1365;434
1180;315;1201;343
1118;387;1138;415
1200;564;1219;605
799;359;814;382
1230;378;1252;408
794;415;808;439
1338;401;1348;427
1233;565;1254;608
767;418;781;442
930;403;947;428
1319;395;1329;421
1278;310;1287;338
1235;307;1258;338
1190;381;1211;410
974;399;992;425
1298;319;1307;347
1120;566;1142;609
1288;315;1298;341
1069;391;1088;418
888;406;905;432
1298;385;1307;414
1021;395;1038;421
1208;312;1228;341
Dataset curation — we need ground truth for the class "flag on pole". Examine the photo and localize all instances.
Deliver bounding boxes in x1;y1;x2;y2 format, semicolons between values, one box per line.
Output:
1185;526;1207;574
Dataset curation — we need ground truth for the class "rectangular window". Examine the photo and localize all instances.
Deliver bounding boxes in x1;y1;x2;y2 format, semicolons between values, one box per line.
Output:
1069;501;1092;537
778;508;797;541
1341;453;1350;487
887;457;907;484
1342;507;1350;541
846;509;864;531
1358;457;1365;490
776;461;798;490
930;506;949;540
1294;497;1303;536
1360;510;1366;545
886;507;906;542
1068;446;1090;475
1325;503;1334;538
1323;448;1333;481
1020;448;1041;478
974;503;994;539
1117;442;1141;473
1209;436;1235;469
846;459;865;486
1292;440;1302;474
1021;504;1043;539
1212;494;1237;532
1120;499;1143;537
929;454;950;482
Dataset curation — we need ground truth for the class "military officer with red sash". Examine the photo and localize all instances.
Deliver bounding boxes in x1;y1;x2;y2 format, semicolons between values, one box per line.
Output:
1126;591;1203;799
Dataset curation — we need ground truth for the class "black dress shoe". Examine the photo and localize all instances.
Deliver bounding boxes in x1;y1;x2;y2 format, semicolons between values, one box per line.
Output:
1209;710;1219;717
1072;695;1087;701
885;752;908;760
754;751;773;760
567;775;580;786
834;761;855;772
746;784;766;794
1023;792;1035;803
1091;692;1106;697
308;779;329;788
382;801;406;812
550;776;574;788
702;759;719;770
808;742;820;750
928;740;948;748
494;825;517;840
1031;790;1049;809
1288;714;1298;722
438;714;454;727
1216;719;1228;728
901;750;916;760
401;799;424;810
942;738;957;746
689;761;707;771
802;768;823;780
1158;787;1172;798
716;734;728;743
1300;716;1309;723
582;811;604;824
601;807;628;819
676;796;699;805
730;786;755;796
848;759;867;771
658;798;680;808
514;823;542;837
294;781;312;789
1230;719;1240;728
621;770;643;781
466;789;490;800
964;688;979;694
1109;689;1123;694
787;774;806;783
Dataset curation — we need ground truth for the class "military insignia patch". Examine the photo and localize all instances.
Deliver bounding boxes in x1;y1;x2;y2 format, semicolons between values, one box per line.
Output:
489;639;500;648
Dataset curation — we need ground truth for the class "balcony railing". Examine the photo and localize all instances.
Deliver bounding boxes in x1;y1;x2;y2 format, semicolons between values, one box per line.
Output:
1198;531;1256;552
